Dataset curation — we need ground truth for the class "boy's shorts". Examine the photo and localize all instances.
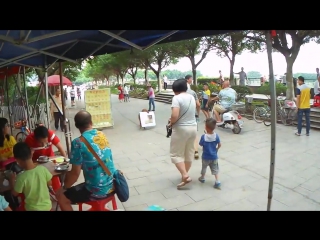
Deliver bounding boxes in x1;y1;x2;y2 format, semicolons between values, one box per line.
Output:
201;159;219;175
201;99;208;111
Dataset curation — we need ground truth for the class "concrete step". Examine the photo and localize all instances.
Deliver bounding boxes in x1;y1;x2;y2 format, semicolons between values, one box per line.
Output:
155;93;173;104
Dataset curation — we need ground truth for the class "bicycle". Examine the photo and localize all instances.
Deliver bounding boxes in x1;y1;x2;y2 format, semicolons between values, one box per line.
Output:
263;96;287;126
15;119;31;142
239;96;266;120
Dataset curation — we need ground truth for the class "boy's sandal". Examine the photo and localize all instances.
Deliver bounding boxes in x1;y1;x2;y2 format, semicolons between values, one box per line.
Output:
177;176;192;188
198;177;205;183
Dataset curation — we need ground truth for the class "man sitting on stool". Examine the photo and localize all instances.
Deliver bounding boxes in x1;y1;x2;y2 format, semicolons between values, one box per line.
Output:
211;81;237;124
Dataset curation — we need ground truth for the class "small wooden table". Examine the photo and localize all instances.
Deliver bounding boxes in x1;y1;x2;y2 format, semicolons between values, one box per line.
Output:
35;161;69;176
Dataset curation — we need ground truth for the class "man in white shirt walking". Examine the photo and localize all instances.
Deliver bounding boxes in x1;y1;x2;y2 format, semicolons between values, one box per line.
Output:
314;76;320;97
70;85;76;106
124;85;130;102
219;70;224;85
51;88;66;131
163;75;168;91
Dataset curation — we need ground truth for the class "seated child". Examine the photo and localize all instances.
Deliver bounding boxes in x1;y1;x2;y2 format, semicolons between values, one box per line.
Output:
138;109;149;129
9;142;52;211
198;118;222;189
0;195;12;211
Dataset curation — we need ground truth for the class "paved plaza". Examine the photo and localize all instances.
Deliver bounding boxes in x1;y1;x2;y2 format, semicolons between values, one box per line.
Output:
55;94;320;211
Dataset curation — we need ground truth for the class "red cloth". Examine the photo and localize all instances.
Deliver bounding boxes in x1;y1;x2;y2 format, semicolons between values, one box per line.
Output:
25;130;60;161
271;30;276;37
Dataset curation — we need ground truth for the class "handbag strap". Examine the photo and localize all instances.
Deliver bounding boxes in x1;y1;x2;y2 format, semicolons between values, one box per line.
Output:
80;136;111;176
172;97;192;126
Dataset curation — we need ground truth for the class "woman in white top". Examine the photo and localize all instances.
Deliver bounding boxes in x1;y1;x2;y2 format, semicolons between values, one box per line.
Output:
169;79;197;188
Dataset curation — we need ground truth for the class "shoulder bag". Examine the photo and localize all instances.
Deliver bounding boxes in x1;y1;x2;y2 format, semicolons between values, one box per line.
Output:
80;136;129;202
166;97;192;138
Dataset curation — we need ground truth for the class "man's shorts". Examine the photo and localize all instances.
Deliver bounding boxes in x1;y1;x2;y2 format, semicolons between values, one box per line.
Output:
201;99;208;111
64;183;113;204
213;104;226;114
71;97;75;101
201;159;219;175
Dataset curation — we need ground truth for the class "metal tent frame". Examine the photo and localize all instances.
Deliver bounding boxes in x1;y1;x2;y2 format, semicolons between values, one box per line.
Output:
0;30;277;211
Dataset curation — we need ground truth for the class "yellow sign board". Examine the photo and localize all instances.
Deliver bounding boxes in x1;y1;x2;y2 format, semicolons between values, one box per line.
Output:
84;88;113;128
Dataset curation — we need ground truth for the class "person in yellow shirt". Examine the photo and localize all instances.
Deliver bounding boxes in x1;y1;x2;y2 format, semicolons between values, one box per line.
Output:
201;83;211;120
295;76;311;136
0;118;16;165
0;117;20;210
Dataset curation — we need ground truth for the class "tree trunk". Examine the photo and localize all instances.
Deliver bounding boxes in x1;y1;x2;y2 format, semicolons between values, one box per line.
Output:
229;58;236;86
144;68;148;84
285;59;295;100
192;67;197;86
133;76;136;85
156;72;161;92
116;75;119;84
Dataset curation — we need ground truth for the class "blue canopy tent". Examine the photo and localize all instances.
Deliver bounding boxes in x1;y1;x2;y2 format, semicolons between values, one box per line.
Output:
0;30;277;210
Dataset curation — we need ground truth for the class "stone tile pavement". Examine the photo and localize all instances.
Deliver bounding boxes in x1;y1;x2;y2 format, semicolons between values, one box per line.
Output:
54;94;320;211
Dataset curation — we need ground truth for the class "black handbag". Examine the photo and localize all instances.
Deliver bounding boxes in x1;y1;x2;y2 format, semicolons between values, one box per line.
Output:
80;136;129;202
166;98;191;138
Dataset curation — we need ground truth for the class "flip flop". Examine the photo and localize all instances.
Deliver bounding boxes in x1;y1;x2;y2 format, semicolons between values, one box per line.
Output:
177;176;192;188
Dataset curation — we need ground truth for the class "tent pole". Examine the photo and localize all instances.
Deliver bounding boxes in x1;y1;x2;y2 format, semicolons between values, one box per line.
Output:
23;67;31;130
31;81;43;118
44;70;50;128
59;62;70;157
5;68;13;135
266;30;277;211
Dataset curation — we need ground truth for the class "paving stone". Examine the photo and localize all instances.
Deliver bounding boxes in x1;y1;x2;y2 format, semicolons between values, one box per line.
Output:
126;177;150;187
135;179;175;194
160;187;187;199
153;194;195;210
273;190;305;207
118;159;150;168
306;190;320;204
178;196;226;210
300;175;320;192
223;175;260;190
215;199;259;211
129;187;139;196
125;204;148;211
246;178;269;191
293;186;313;197
122;191;166;208
295;166;319;180
275;175;307;189
214;186;257;204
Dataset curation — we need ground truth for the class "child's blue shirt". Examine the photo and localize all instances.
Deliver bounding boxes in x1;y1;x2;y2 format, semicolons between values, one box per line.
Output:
0;195;9;211
199;133;220;160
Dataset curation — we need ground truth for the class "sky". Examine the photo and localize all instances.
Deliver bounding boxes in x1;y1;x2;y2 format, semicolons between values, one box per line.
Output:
164;41;320;77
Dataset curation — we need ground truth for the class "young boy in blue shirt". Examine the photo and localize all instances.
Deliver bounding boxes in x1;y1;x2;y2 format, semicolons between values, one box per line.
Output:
198;118;221;189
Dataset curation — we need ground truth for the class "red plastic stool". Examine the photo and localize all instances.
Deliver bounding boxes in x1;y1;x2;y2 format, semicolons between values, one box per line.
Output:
17;194;25;211
51;176;61;192
78;195;118;211
313;96;320;107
